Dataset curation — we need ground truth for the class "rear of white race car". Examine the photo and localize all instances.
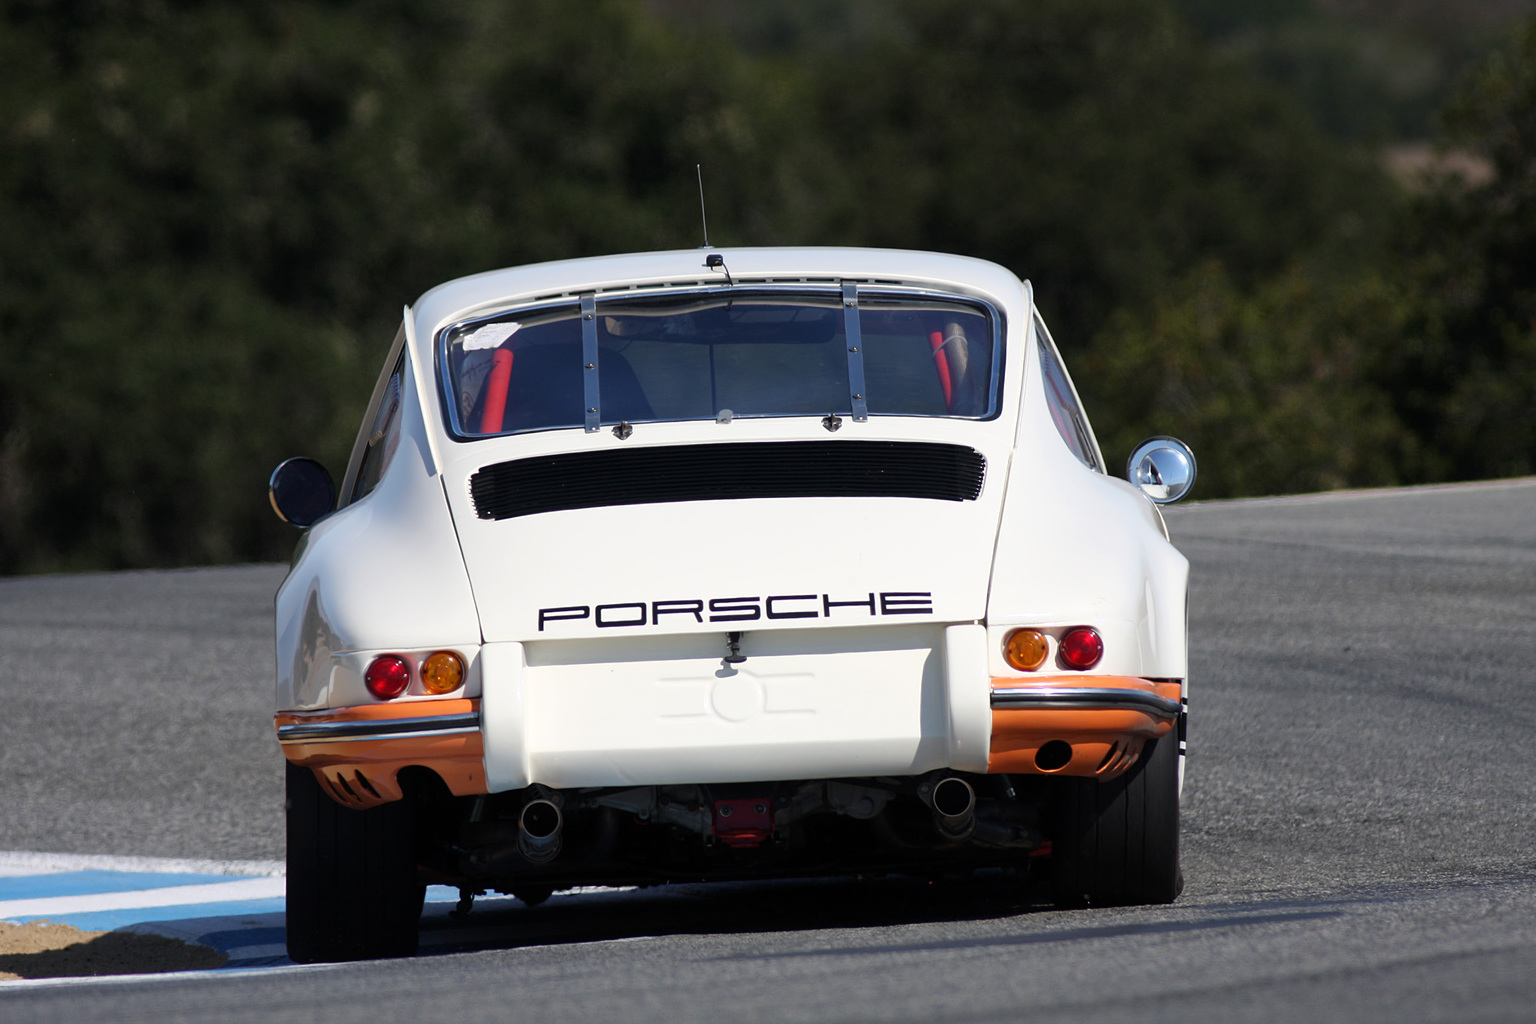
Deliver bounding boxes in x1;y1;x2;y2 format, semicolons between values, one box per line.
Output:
271;248;1191;962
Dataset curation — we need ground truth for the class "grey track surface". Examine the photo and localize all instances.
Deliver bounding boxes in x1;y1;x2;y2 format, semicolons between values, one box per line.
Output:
0;563;288;859
4;479;1536;1022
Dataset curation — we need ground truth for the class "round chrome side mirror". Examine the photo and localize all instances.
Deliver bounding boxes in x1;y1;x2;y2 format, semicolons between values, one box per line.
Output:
1126;437;1197;504
269;457;336;528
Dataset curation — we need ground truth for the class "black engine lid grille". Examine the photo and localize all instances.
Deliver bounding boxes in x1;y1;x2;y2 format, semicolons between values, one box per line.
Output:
468;440;986;520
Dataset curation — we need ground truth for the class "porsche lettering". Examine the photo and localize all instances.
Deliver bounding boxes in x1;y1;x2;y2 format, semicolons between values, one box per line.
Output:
537;591;935;631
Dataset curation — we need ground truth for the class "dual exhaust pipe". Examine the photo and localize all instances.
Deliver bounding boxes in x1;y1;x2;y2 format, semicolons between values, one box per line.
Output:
520;777;1002;860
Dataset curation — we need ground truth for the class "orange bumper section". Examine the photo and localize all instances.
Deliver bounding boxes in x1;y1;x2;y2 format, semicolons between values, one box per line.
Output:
988;676;1181;779
276;699;487;810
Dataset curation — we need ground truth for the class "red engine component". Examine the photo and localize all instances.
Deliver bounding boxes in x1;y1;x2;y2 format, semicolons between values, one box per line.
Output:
712;798;773;848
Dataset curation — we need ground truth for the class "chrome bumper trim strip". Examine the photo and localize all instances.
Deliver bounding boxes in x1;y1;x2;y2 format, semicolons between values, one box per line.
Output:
989;687;1181;718
277;712;481;745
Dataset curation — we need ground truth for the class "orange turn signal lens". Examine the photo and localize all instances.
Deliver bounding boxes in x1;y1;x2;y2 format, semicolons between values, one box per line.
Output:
421;651;465;694
1003;629;1050;672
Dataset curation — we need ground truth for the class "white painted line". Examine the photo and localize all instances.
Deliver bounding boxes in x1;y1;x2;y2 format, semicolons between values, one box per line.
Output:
0;961;342;991
0;877;285;918
0;851;284;878
0;864;65;878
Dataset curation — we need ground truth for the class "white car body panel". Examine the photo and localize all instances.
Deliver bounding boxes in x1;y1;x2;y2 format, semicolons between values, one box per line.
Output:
274;347;481;710
439;426;1010;646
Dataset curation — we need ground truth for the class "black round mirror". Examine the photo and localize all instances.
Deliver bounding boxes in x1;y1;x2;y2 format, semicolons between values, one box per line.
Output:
269;457;336;528
1126;437;1197;504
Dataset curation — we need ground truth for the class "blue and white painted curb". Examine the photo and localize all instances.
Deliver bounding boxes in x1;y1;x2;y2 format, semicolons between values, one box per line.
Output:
1;851;630;977
0;852;290;968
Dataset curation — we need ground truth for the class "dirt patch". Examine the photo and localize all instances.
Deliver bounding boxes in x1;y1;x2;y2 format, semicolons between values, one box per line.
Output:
0;921;226;980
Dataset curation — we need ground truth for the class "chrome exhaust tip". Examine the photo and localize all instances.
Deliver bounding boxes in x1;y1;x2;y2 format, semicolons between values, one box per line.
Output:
518;797;564;864
929;776;976;840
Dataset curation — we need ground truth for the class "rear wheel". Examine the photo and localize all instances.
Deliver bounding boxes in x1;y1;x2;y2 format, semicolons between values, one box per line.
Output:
285;763;425;963
1049;732;1182;907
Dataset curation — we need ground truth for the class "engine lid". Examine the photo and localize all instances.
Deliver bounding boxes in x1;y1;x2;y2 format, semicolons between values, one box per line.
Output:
440;425;1011;644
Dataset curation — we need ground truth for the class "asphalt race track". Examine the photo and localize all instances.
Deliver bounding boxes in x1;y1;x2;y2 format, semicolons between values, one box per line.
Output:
3;479;1535;1023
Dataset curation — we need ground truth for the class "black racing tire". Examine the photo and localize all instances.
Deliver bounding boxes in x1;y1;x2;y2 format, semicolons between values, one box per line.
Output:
285;763;426;963
1048;731;1183;907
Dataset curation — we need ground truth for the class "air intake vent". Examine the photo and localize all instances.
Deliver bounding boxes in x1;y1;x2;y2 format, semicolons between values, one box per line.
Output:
469;440;986;520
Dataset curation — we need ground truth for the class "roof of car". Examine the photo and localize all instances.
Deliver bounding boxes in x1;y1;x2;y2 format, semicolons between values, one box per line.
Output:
411;247;1028;337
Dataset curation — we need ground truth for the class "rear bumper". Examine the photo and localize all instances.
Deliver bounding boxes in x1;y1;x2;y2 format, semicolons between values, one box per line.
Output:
277;699;486;809
988;676;1181;777
275;640;1182;808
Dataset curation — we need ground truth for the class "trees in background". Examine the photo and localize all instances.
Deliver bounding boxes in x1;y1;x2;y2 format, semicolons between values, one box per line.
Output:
1081;11;1536;496
0;0;1533;569
1082;263;1418;495
1391;17;1536;481
0;0;787;570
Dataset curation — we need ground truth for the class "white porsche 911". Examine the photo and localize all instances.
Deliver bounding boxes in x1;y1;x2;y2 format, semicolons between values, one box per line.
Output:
269;247;1196;962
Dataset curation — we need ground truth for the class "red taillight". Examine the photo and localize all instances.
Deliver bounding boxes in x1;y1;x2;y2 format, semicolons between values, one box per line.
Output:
365;655;411;699
1058;627;1103;670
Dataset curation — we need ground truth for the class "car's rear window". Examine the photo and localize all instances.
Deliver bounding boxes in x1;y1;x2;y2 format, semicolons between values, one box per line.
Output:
441;289;998;437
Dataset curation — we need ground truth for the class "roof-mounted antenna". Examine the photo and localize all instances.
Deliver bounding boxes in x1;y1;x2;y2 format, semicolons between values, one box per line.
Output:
696;163;711;248
697;164;732;284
